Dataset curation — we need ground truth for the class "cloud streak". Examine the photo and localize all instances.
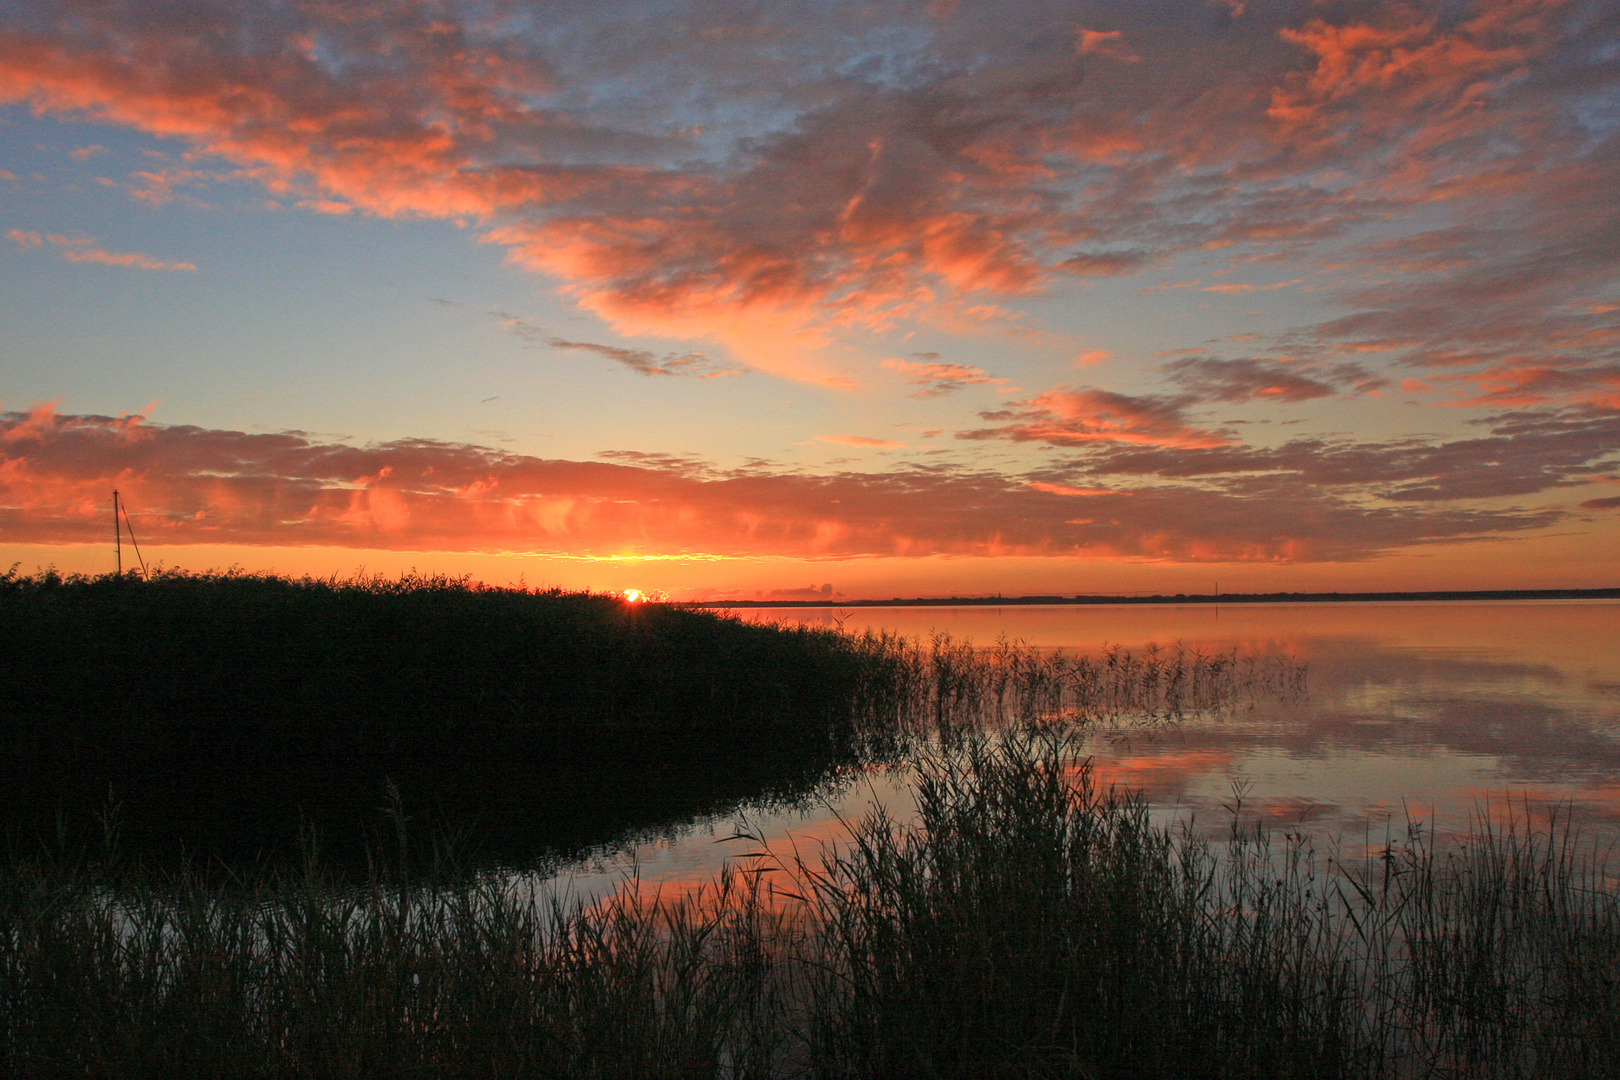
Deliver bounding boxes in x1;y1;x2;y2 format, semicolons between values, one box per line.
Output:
0;405;1575;564
881;355;1009;397
7;228;194;270
962;389;1232;450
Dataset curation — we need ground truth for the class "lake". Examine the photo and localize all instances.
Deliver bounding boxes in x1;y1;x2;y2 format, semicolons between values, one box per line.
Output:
555;599;1620;900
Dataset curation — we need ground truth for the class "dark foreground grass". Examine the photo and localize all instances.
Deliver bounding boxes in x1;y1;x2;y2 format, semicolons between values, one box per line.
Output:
5;730;1617;1079
0;565;1302;762
0;566;1302;873
0;567;910;871
0;567;891;761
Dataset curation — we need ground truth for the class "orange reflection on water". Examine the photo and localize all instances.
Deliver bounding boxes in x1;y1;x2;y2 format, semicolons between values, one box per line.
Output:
551;601;1620;899
738;599;1620;678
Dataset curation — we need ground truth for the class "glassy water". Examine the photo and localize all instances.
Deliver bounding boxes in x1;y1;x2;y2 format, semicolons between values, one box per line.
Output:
552;600;1620;899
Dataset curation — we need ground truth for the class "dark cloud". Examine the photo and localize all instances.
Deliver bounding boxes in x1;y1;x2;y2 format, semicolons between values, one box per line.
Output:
1053;250;1150;276
1068;408;1620;503
546;337;742;379
1160;357;1383;404
492;312;742;378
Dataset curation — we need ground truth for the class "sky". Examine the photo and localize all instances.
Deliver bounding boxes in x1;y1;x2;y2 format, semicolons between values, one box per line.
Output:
2;0;1619;601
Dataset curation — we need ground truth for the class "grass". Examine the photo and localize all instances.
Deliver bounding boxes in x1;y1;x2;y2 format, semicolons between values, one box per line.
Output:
0;566;1302;874
18;567;1587;1075
0;567;914;872
0;566;1301;762
4;730;1617;1078
0;566;892;761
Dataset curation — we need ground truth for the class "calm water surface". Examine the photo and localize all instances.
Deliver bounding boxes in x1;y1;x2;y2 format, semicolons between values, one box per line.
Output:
553;600;1620;898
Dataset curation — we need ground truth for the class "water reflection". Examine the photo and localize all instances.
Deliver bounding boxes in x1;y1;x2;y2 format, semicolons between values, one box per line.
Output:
553;601;1620;898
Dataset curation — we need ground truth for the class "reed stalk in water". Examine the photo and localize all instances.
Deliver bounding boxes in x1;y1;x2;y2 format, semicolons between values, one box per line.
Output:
6;726;1619;1078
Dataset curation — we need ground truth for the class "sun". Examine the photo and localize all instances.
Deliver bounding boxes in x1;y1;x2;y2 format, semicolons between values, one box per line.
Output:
622;589;644;603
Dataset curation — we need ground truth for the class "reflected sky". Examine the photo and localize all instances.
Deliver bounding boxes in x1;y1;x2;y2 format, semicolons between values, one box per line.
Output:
548;600;1620;900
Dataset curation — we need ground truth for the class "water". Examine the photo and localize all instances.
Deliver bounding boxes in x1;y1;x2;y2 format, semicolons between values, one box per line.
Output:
553;600;1620;898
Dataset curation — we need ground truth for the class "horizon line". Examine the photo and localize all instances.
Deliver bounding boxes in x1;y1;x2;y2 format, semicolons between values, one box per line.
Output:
698;587;1620;608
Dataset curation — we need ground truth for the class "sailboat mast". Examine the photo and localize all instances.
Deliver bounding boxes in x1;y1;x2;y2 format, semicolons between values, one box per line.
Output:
114;490;122;574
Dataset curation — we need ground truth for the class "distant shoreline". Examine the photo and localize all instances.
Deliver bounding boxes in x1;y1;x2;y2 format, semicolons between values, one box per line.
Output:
699;587;1620;609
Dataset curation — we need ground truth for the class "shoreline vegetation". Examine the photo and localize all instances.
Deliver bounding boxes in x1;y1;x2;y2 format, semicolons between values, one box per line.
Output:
701;586;1620;608
0;567;1298;871
4;732;1616;1078
0;566;906;872
5;568;1615;1075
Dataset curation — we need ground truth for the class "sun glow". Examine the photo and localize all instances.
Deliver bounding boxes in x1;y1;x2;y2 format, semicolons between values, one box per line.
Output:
619;588;670;603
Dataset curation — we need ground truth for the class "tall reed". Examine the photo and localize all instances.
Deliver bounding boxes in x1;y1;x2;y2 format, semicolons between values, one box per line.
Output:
6;728;1618;1078
841;628;1306;738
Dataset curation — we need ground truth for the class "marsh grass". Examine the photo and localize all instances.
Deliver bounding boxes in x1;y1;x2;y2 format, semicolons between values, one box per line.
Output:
6;730;1618;1078
0;568;913;871
0;564;1301;763
0;567;894;761
0;568;1302;873
843;627;1307;740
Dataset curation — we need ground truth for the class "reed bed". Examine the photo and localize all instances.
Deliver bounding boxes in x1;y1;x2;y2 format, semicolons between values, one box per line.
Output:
5;729;1617;1078
0;567;1302;873
0;566;1302;762
0;567;901;761
842;627;1307;739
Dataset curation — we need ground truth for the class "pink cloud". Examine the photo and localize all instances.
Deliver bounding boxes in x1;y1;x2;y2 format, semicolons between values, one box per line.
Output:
58;246;195;271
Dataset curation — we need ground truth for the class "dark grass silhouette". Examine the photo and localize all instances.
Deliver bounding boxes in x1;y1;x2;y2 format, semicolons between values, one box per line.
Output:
0;566;1300;873
3;730;1616;1078
0;567;906;872
0;567;885;761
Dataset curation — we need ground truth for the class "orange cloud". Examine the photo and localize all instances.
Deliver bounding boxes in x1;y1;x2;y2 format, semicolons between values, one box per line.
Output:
1436;362;1620;410
1026;482;1116;497
881;355;1008;396
817;435;905;449
962;388;1231;449
2;0;1613;394
1200;279;1300;294
1268;4;1551;151
1074;29;1137;62
2;406;1573;564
